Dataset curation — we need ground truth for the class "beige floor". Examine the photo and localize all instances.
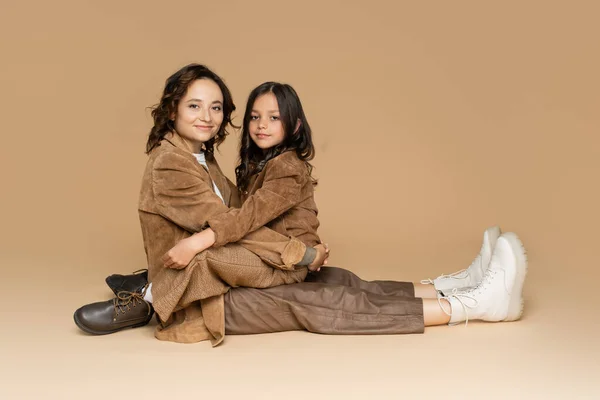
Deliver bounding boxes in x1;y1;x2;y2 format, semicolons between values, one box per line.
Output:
2;1;599;398
1;246;598;399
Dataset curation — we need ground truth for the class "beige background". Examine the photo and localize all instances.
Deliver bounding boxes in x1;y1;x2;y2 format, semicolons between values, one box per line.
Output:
1;0;599;398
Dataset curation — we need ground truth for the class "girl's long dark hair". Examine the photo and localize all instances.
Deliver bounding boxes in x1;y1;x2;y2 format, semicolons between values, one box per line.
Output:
235;82;316;190
146;63;236;155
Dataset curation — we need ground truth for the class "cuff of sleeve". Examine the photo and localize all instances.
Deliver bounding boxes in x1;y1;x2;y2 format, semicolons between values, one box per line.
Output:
206;217;228;247
281;237;307;268
296;246;316;266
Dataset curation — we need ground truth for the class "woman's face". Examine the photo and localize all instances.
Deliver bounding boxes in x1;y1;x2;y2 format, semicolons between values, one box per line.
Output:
249;92;286;151
174;78;224;153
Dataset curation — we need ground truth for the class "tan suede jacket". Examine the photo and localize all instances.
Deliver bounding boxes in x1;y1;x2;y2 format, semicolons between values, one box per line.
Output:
208;151;321;248
137;133;308;344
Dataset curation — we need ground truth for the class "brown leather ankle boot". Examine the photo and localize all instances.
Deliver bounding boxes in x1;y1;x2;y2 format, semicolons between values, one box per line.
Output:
73;286;154;335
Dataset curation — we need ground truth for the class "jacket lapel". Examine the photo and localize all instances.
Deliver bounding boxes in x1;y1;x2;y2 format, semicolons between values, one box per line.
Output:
163;132;232;206
207;156;232;206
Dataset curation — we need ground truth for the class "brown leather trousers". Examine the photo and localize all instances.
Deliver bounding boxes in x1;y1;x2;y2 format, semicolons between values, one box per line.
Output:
224;267;425;335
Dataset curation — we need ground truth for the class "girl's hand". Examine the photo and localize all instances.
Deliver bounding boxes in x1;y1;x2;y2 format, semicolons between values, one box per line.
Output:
161;229;216;269
308;243;330;272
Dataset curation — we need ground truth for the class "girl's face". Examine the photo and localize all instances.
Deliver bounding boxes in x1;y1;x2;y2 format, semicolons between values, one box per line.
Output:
174;78;224;153
249;93;285;151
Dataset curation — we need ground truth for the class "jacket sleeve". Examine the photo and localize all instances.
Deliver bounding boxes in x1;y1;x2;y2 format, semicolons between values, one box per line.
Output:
206;157;306;247
151;152;306;269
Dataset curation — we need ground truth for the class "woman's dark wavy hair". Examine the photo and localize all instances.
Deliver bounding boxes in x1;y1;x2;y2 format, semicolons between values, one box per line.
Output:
146;63;236;155
235;82;316;190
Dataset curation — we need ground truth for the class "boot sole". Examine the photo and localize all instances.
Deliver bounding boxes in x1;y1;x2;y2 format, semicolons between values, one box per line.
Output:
73;311;153;335
502;232;528;321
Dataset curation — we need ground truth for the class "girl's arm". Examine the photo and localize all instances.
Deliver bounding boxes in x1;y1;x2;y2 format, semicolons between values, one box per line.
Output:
207;154;308;247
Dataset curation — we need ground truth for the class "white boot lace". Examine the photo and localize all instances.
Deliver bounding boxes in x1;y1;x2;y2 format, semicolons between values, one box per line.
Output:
420;267;469;285
421;250;484;286
443;267;499;326
440;288;478;326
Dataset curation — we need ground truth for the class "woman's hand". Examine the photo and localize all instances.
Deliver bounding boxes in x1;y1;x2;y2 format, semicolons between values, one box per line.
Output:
161;228;216;269
308;243;330;272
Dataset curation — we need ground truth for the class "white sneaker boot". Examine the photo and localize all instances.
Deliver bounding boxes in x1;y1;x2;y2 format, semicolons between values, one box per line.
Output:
422;226;502;293
441;232;528;324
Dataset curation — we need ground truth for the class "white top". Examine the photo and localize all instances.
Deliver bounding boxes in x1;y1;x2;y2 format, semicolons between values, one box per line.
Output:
193;152;224;203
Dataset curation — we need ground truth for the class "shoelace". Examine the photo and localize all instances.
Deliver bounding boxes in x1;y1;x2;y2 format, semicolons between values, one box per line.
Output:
131;268;148;275
441;267;500;326
420;268;469;285
421;252;485;286
440;288;478;327
113;284;151;317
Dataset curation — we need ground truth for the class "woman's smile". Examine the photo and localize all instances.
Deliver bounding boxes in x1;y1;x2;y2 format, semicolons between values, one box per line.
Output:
194;124;214;130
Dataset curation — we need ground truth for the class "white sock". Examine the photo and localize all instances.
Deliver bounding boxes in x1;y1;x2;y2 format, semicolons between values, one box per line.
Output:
448;296;465;324
143;283;153;303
